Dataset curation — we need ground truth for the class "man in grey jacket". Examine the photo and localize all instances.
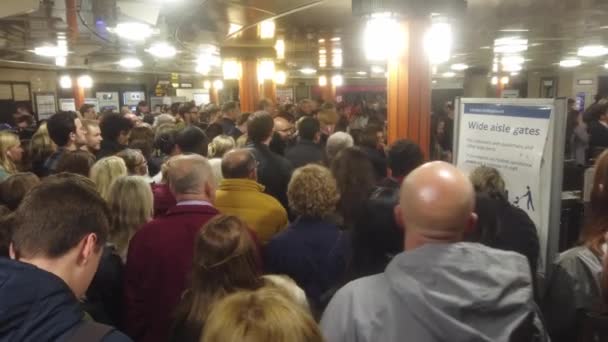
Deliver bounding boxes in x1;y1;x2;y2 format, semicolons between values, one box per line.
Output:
321;161;544;342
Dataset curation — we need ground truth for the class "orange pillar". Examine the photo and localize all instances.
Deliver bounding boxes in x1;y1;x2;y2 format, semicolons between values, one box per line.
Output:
387;18;431;158
321;84;336;102
210;88;219;104
262;80;277;104
239;59;259;113
73;84;85;109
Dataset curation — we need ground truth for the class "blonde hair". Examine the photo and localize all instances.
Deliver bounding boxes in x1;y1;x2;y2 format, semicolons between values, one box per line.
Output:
469;165;506;198
288;164;340;218
236;134;248;148
28;123;55;166
262;275;310;312
208;135;235;158
201;287;324;342
107;176;153;259
0;132;20;174
90;156;128;200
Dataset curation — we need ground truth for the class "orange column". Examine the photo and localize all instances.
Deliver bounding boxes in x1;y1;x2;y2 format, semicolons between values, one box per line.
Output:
239;59;259;113
73;83;85;109
321;84;336;102
387;18;431;158
262;80;277;104
210;88;219;104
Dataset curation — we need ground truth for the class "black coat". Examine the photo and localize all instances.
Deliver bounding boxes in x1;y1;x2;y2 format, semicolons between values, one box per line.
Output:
285;139;324;169
360;146;388;181
0;257;131;341
97;140;128;159
83;245;124;328
247;142;293;210
588;120;608;149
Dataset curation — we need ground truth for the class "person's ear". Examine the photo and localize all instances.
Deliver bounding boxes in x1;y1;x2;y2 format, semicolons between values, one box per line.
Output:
465;212;478;235
394;204;405;232
78;233;99;266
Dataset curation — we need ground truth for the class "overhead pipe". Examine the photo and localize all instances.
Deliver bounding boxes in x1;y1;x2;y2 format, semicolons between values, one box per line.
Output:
65;0;79;42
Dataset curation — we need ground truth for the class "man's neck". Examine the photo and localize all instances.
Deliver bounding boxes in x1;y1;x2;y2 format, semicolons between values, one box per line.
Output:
404;232;462;251
175;194;212;203
62;143;77;152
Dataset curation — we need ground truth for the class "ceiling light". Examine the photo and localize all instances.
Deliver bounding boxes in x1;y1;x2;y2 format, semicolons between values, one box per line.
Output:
559;59;581;67
223;60;240;80
213;80;224;90
494;37;528;53
364;13;403;61
300;67;317;75
55;56;66;67
146;42;177;58
34;44;67;57
501;55;525;66
196;63;211;75
259;20;275;39
257;60;275;82
331;37;341;42
371;66;385;73
275;39;285;59
510;72;519;76
604;63;608;69
59;75;72;89
500;29;529;32
332;55;343;68
119;57;143;68
111;22;154;41
424;22;452;64
491;76;498;85
228;23;243;36
450;63;468;71
319;75;327;86
77;75;93;89
443;71;456;78
203;80;211;89
357;71;367;75
503;64;523;72
274;70;287;85
331;74;344;86
577;45;608;57
500;76;510;85
319;49;327;54
492;63;498;72
318;38;325;43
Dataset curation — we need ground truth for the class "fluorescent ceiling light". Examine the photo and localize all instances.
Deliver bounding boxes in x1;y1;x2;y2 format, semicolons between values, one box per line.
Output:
213;80;224;90
77;75;93;88
500;29;529;32
494;37;528;53
510;72;519;76
59;75;72;89
274;70;287;85
223;60;240;80
501;55;525;66
559;59;581;67
318;38;325;43
577;45;608;57
319;76;327;86
196;64;211;75
424;22;452;64
146;42;177;58
275;39;285;59
119;57;143;68
111;22;154;41
491;76;498;85
357;71;367;75
228;23;243;36
604;63;608;69
331;74;344;86
300;67;317;75
450;63;468;71
55;56;66;67
203;80;211;89
371;66;385;73
331;37;341;42
442;71;456;78
259;20;275;39
34;44;67;57
332;55;343;68
503;64;523;72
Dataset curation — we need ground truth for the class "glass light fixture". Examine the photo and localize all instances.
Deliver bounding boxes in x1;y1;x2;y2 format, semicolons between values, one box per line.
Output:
59;75;72;89
371;66;385;73
424;22;452;64
275;39;285;59
55;56;66;67
364;12;403;61
357;71;367;75
203;80;211;89
77;75;93;88
274;71;287;85
503;64;523;72
319;75;327;86
257;60;275;83
222;60;240;80
577;45;608;57
228;23;243;36
259;20;275;39
331;75;344;86
559;59;582;68
300;67;317;75
500;76;510;85
34;44;68;57
442;71;456;78
119;57;143;68
450;63;468;71
111;22;154;41
501;55;525;66
213;80;224;90
146;42;177;58
493;37;528;53
491;76;498;85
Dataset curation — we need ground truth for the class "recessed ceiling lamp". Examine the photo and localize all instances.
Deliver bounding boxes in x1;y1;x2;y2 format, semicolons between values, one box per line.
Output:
501;55;525;66
275;39;285;59
119;57;143;68
357;71;367;75
503;64;523;72
442;71;456;78
55;56;66;67
223;60;240;80
364;12;403;61
319;75;327;86
274;70;287;85
318;38;325;43
203;80;211;90
59;75;72;89
146;42;177;58
577;45;608;57
110;22;155;41
604;63;608;69
559;58;581;67
500;76;510;85
491;76;498;85
77;75;93;88
228;23;243;36
34;44;67;57
259;20;275;39
424;21;452;64
300;67;317;75
331;74;344;86
493;37;528;53
213;80;224;90
450;63;468;71
331;37;341;42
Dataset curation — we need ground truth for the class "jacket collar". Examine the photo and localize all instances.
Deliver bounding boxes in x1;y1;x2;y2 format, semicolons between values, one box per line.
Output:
166;204;219;216
219;178;265;192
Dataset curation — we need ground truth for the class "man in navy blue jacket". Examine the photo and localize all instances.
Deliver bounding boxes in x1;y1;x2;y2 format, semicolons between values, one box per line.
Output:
0;175;131;341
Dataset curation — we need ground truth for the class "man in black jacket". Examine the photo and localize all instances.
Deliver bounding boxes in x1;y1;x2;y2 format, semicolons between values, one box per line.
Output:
0;175;131;341
97;113;134;159
588;103;608;150
246;111;293;210
285;117;324;168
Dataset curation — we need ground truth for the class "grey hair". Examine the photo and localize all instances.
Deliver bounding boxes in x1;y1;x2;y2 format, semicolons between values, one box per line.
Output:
326;132;354;163
166;155;213;195
154;113;176;127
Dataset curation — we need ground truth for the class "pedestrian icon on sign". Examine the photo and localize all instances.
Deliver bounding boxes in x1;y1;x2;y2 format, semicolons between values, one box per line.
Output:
520;186;534;211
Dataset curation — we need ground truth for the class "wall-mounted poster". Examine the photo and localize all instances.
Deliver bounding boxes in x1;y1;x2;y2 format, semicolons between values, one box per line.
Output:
96;92;120;112
35;93;56;120
59;98;76;112
123;91;146;106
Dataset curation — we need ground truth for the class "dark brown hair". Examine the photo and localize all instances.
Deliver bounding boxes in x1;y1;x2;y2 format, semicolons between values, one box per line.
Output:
56;150;96;177
11;175;110;259
0;172;40;210
581;150;608;255
170;215;261;342
247;112;274;143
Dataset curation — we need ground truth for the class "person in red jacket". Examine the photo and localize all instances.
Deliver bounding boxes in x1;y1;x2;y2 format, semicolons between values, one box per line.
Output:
124;154;219;342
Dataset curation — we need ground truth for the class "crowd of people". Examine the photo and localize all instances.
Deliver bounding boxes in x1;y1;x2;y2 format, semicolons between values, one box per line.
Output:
0;97;607;341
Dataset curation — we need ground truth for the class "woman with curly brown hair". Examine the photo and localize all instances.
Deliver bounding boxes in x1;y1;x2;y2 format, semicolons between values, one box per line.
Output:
264;164;349;316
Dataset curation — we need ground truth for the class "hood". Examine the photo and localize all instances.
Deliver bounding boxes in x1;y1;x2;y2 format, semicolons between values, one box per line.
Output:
386;242;535;341
0;258;83;341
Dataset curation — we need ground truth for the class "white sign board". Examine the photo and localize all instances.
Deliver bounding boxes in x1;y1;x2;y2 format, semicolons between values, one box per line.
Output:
454;98;566;275
59;98;76;112
96;92;120;112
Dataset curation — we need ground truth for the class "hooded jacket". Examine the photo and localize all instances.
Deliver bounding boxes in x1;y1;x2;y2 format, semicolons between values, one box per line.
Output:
321;242;544;342
0;258;130;342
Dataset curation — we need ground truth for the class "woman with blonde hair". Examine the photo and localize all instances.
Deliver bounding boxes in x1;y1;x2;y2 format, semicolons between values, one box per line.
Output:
169;215;262;342
201;287;324;342
207;135;236;183
0;132;23;181
28;122;55;177
264;164;348;315
90;156;127;200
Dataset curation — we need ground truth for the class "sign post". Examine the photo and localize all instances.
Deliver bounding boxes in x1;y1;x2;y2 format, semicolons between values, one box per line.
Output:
453;98;566;278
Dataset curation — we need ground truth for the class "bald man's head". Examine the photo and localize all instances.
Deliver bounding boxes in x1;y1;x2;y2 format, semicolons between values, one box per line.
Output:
166;154;215;200
222;149;257;180
397;162;476;247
